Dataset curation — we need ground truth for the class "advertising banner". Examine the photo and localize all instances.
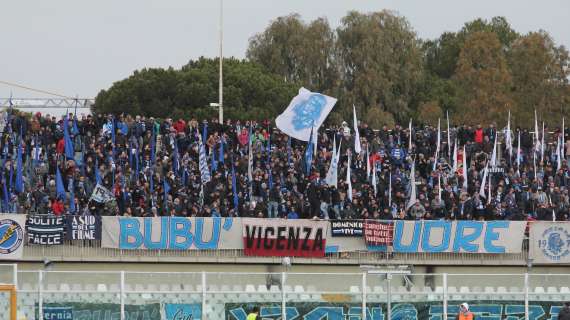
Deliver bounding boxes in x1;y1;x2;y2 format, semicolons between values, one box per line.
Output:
529;221;570;264
66;215;102;240
101;216;241;250
27;215;65;245
330;220;363;237
0;214;26;259
225;301;565;320
38;302;160;320
392;220;526;253
242;218;328;257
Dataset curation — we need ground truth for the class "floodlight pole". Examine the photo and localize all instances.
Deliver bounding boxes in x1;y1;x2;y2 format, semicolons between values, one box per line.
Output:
218;0;224;124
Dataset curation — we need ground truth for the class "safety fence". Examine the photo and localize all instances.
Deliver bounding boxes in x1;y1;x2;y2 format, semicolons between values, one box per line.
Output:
1;266;569;319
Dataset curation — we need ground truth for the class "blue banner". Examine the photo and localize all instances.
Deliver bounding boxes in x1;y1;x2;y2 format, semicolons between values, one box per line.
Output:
164;303;201;320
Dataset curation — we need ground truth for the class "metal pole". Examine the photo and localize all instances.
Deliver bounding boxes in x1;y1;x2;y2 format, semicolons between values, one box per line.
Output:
218;0;224;124
362;272;367;320
120;271;125;320
443;273;448;320
281;272;286;320
39;270;43;320
387;274;392;320
524;273;529;320
202;272;207;317
13;264;17;290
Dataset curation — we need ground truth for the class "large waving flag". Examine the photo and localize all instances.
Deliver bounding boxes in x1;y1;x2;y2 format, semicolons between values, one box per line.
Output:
275;87;337;142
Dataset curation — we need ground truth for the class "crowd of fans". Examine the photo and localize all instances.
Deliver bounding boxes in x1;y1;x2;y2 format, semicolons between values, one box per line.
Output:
2;110;569;222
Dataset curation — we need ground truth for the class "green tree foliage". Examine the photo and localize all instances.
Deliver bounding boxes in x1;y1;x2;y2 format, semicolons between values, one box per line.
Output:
93;13;569;127
509;32;570;126
453;32;513;125
336;10;423;122
93;58;298;120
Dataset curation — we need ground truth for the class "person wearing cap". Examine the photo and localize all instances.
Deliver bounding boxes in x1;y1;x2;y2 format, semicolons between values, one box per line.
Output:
457;303;474;320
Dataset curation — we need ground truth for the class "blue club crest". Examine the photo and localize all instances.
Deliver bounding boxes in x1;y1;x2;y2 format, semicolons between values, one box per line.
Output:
292;94;327;130
547;232;564;255
539;226;570;261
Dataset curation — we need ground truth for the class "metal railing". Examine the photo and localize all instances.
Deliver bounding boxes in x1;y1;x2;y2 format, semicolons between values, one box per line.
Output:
19;239;530;266
3;267;570;320
0;98;94;109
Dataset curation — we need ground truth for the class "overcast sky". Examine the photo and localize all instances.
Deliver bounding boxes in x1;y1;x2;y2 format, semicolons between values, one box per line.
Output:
1;0;568;99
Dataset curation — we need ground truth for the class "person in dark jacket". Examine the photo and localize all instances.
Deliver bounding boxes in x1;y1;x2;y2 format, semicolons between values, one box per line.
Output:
559;302;570;320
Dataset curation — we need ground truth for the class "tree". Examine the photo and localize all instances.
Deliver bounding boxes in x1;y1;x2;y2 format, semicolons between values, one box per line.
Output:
336;10;423;122
453;32;512;124
509;31;570;126
417;101;443;126
247;15;338;94
93;58;298;120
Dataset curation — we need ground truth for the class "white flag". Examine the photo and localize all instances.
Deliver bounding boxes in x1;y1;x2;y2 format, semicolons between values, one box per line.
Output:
275;87;337;141
347;153;352;201
563;117;566;161
506;110;513;158
463;145;468;190
541;122;545;163
325;136;341;188
490;132;498;167
479;163;489;199
433;119;441;171
487;170;492;204
452;139;458;173
406;162;417;210
557;135;562;171
373;164;378;197
90;184;115;203
353;105;362;154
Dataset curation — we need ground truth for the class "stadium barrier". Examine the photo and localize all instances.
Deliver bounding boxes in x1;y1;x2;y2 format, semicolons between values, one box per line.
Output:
3;269;570;319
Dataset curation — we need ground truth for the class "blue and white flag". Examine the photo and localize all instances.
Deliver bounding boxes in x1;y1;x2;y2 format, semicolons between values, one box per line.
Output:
199;141;211;184
275;87;337;142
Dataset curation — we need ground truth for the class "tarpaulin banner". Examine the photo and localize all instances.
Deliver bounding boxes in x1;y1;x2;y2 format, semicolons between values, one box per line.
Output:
27;215;65;245
66;215;102;240
37;302;160;320
225;301;566;320
392;220;526;253
101;216;242;250
242;218;328;257
364;220;393;250
0;214;26;259
330;220;363;237
529;221;570;264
